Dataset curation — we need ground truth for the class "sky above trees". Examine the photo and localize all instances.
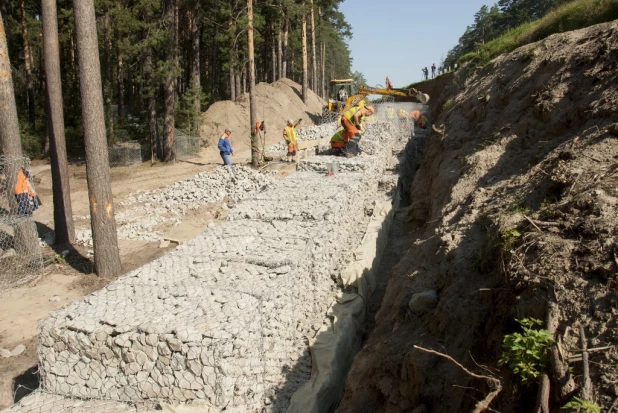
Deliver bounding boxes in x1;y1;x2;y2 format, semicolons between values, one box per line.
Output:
340;0;495;87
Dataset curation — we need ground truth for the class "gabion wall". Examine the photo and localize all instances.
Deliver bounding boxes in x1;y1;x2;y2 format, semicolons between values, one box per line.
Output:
6;117;416;412
108;141;142;167
175;133;201;160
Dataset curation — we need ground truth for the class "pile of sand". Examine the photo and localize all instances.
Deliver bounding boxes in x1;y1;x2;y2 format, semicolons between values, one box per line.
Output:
200;79;324;149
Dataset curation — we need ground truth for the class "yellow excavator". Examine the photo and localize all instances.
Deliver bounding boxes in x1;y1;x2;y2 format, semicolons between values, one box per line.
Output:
326;78;430;114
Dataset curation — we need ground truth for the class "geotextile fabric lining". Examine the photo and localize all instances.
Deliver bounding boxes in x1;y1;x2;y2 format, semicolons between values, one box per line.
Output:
287;197;398;413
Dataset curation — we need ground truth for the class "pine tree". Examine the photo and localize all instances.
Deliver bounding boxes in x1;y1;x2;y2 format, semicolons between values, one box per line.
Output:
41;0;75;244
72;0;122;277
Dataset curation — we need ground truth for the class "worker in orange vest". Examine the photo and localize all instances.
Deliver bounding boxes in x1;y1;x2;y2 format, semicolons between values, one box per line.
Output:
340;105;374;157
410;110;427;129
283;118;301;163
14;167;40;215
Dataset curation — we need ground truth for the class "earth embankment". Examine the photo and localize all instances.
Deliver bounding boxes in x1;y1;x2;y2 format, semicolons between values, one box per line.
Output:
337;20;618;412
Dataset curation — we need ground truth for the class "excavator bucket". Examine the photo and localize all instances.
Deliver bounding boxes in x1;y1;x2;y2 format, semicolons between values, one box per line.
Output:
417;92;430;104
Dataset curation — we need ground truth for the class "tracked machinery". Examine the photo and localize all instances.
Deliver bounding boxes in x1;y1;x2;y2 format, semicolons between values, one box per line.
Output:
324;79;430;119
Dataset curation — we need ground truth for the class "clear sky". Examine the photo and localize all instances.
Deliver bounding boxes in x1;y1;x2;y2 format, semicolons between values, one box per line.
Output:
339;0;494;87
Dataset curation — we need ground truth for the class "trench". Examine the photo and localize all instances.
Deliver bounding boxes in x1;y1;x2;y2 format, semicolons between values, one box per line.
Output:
287;125;427;413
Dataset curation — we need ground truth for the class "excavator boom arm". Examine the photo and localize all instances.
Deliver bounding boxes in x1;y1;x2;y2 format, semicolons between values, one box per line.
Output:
343;85;429;111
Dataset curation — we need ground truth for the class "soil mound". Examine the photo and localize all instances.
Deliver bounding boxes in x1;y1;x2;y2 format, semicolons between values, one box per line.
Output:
200;79;324;147
338;20;618;412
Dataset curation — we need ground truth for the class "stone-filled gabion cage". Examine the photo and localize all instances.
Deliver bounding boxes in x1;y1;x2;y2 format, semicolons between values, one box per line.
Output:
108;140;143;167
0;155;44;289
175;131;201;160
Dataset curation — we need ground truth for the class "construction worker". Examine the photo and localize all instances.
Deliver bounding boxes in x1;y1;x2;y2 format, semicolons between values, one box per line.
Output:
330;128;364;157
410;110;428;129
14;167;40;215
337;86;348;103
386;105;396;123
217;128;234;166
284;118;301;163
397;109;409;128
340;105;374;157
329;128;346;154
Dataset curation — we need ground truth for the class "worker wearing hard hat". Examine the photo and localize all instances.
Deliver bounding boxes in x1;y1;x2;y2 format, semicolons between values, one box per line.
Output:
339;105;374;157
217;128;234;166
283;118;302;163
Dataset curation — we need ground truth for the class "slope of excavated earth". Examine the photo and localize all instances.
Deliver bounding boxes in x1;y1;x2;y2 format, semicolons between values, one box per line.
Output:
337;20;618;412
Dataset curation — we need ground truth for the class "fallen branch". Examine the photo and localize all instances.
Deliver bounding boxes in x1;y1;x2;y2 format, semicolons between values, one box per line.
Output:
547;302;576;401
523;215;543;232
568;345;614;354
414;345;502;413
580;326;593;401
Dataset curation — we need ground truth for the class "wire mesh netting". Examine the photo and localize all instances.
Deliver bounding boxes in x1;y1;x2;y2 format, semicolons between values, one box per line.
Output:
108;140;143;167
0;155;44;289
175;130;201;160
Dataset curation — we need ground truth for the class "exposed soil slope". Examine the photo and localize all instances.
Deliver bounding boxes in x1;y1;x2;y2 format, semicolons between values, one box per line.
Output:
338;20;618;412
200;78;324;145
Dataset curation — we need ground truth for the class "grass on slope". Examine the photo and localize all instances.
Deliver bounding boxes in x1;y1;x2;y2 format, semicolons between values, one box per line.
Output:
461;0;618;67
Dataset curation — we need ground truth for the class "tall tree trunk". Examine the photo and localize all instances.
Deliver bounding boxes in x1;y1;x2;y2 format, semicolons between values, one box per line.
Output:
191;4;200;137
163;0;176;162
209;22;216;104
242;64;246;94
271;28;276;82
127;64;133;113
0;12;23;157
145;53;158;163
310;0;317;92
117;50;124;122
229;64;235;101
277;24;282;80
282;14;288;79
321;41;326;98
19;0;35;129
234;73;240;96
69;28;76;81
72;0;122;278
41;0;74;244
228;8;235;101
1;9;40;261
248;0;258;167
301;1;308;103
103;7;113;142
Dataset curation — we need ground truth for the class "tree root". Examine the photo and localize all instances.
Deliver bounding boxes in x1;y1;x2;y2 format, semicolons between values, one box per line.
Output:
413;345;502;413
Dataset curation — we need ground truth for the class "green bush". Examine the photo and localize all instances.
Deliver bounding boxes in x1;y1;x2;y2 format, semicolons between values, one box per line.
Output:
561;397;600;413
499;317;553;384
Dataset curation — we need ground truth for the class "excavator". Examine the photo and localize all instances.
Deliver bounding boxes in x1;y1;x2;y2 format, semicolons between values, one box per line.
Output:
326;78;430;114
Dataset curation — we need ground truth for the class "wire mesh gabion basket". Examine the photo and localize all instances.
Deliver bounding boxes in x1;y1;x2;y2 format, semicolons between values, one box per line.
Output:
0;155;44;289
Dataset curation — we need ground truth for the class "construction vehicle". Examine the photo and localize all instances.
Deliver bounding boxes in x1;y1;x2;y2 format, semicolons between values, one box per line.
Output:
326;78;355;113
325;79;429;116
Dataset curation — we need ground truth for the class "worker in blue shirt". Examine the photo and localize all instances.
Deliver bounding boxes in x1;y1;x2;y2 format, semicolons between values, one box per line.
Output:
217;128;234;166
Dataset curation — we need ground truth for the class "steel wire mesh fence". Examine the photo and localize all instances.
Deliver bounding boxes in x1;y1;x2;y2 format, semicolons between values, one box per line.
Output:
108;140;143;167
0;155;44;289
175;131;201;160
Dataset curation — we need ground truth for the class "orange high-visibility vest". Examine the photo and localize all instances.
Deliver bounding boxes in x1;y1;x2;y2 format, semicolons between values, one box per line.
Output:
14;169;36;197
